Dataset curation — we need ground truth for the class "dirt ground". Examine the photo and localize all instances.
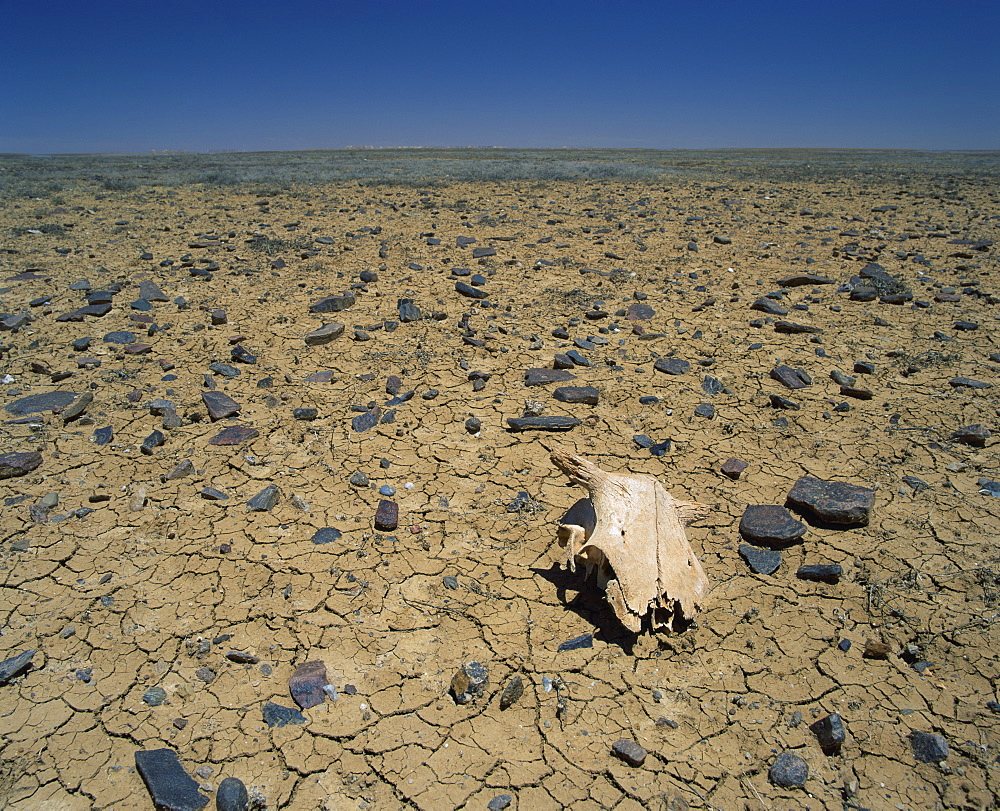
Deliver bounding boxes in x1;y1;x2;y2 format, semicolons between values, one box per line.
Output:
1;159;999;809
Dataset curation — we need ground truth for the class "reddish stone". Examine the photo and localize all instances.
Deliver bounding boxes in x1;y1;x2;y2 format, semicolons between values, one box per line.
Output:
375;499;398;531
208;425;259;445
289;660;330;710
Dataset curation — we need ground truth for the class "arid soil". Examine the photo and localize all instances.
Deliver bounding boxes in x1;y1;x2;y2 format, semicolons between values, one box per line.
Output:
1;161;999;810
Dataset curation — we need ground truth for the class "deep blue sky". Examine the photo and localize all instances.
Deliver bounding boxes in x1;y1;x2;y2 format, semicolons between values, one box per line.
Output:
3;0;998;153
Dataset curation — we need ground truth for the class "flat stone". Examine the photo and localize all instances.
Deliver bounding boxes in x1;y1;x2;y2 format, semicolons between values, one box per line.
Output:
951;424;991;447
787;476;875;525
261;701;306;728
910;730;949;763
450;661;488;704
810;713;846;754
138;280;168;301
289;660;331;710
225;651;259;664
950;377;990;389
840;386;873;399
231;345;256;364
455;281;488;299
694;403;716;418
304;370;335;383
247;484;280;512
215;777;250;811
140;430;165;455
303;322;345;346
209;425;258;445
558;633;593;651
311;527;342;545
796;564;843;582
202;391;241;420
738;544;782;575
769;752;808;788
553;386;599;405
161;460;194;482
103;330;136;344
60;392;93;422
565;350;591;367
208;362;240;379
487;795;513;811
374;499;398;531
611;739;647;767
740;505;806;544
751;297;788;316
308;293;355;314
499;676;524;710
774;321;823;334
771;365;810;389
830;369;856;387
398;298;422;322
200;487;228;501
654;357;690;375
134;748;208;811
352;406;381;433
0;649;36;685
293;407;318;421
777;273;834;287
525;368;577;386
92;426;113;445
721;458;748;479
5;390;78;415
0;451;42;479
507;416;581;431
626;303;655;320
472;246;496;258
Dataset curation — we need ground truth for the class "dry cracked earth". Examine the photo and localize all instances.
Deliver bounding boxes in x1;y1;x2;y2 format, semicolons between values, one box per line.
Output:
1;163;1000;810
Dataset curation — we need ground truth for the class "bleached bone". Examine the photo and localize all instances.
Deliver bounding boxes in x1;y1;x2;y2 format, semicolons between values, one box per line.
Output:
551;448;709;633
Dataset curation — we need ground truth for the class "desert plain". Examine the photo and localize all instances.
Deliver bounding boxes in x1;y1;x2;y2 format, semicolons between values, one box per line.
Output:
0;149;999;810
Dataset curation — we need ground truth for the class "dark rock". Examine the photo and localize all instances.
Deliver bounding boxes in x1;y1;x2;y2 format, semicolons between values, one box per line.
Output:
787;476;875;525
565;350;591;367
721;458;748;479
487;795;513;811
293;407;318;421
507;416;581;431
611;739;647;767
349;472;369;487
103;330;137;344
654;357;689;375
143;686;167;706
455;281;488;299
465;417;481;433
0;649;36;685
247;485;280;512
140;430;166;455
289;660;331;710
231;345;257;364
777;273;834;287
442;576;459;590
738;544;782;575
769;752;808;788
638;396;659;405
838;639;852;652
398;298;422;322
0;451;42;479
303;323;345;346
751;297;788;316
309;293;355;314
810;713;846;754
713;235;732;245
61;392;93;422
472;246;496;258
195;666;216;683
352;406;381;433
72;337;93;351
553;386;599;405
499;676;524;710
209;425;258;446
954;320;979;331
262;701;306;728
450;661;488;704
215;776;250;811
740;506;806;545
208;362;240;379
200;487;228;501
702;376;723;396
525;368;577;386
558;633;593;651
92;425;113;445
5;390;78;415
202;391;241;421
951;424;991;447
909;730;949;763
626;303;655;320
138;280;168;301
134;748;208;811
374;499;398;531
225;652;259;664
771;365;810;389
830;370;856;387
840;386;873;399
311;527;342;545
950;377;990;389
796;564;843;582
553;353;575;369
903;475;929;493
774;321;823;334
694;403;715;418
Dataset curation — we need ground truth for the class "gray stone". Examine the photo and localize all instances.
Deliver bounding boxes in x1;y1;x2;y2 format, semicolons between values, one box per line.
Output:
202;391;241;421
311;527;342;545
303;322;345;346
140;430;165;455
261;701;306;728
134;749;208;811
751;297;788;316
525;368;576;386
0;451;42;479
499;676;524;710
5;390;78;415
769;752;808;788
777;273;834;287
951;424;991;447
143;686;167;706
208;362;240;379
909;730;949;762
611;739;647;767
738;544;781;575
103;330;137;344
61;392;93;422
553;386;599;405
558;633;593;651
487;795;513;811
787;476;875;525
739;505;806;545
810;713;846;754
161;460;195;482
352;406;381;433
289;660;331;710
507;416;581;431
309;293;355;314
247;485;280;512
215;777;249;811
796;564;843;582
770;365;810;389
455;281;488;299
950;377;991;389
0;649;36;685
654;357;690;375
208;425;258;445
398;298;422;322
450;661;488;704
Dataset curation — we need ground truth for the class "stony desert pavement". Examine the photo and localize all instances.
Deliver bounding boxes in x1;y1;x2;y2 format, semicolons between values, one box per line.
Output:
0;151;999;809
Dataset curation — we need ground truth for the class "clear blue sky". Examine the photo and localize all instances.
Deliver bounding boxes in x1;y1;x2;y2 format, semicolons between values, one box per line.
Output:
3;0;998;153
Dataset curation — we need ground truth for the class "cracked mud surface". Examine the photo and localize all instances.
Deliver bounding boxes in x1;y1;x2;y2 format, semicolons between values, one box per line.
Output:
1;155;999;809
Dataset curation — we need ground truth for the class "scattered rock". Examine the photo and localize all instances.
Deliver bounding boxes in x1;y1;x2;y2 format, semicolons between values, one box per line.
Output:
450;661;488;704
134;748;208;811
525;368;577;386
215;777;250;811
738;544;782;575
787;476;875;525
558;633;593;651
770;365;811;389
352;406;381;433
0;649;36;685
289;660;332;710
309;293;355;313
796;564;843;582
5;390;78;415
553;386;599;405
0;451;42;479
721;458;747;479
739;505;806;545
810;713;846;754
611;739;647;767
202;391;241;421
499;676;524;710
247;485;280;512
487;795;513;811
507;416;581;431
304;322;345;345
769;752;808;788
262;701;307;728
951;424;991;447
311;527;342;545
374;499;398;531
654;357;690;375
909;730;949;763
209;425;258;445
